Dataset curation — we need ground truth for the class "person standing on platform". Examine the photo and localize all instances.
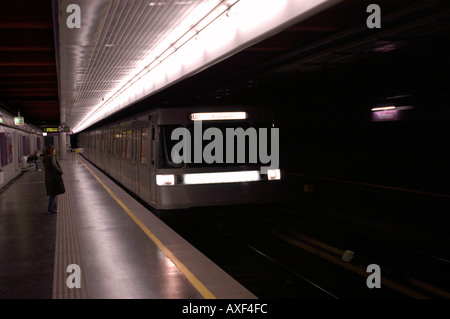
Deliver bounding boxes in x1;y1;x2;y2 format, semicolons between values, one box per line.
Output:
43;145;65;214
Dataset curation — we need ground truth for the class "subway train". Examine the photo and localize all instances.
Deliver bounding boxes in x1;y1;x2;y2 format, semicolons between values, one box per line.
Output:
78;106;281;211
0;108;44;187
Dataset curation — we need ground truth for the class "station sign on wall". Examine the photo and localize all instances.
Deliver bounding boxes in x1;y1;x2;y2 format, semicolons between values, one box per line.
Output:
14;117;24;126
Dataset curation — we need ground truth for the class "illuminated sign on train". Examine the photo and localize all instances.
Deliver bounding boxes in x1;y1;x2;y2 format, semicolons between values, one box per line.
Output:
189;112;248;121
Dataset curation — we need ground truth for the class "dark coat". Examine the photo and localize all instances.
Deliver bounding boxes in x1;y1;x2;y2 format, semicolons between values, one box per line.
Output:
43;154;64;196
27;154;39;162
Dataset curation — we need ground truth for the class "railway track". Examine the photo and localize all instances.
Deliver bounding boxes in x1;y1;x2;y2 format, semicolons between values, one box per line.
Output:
165;204;450;299
275;207;450;299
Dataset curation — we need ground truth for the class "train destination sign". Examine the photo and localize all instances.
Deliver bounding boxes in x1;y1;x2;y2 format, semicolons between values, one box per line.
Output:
189;112;248;121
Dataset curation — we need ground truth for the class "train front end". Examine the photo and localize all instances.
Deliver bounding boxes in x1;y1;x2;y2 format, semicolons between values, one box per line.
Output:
154;107;281;210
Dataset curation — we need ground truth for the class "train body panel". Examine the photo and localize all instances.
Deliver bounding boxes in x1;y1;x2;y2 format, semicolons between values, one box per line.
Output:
78;106;281;211
156;176;280;210
0;109;45;188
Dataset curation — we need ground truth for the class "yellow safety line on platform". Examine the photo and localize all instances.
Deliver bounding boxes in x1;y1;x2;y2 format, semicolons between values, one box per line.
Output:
76;154;216;299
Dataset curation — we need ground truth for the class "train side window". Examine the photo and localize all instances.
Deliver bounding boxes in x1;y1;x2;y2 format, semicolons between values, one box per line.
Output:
141;129;148;165
106;132;110;154
131;129;135;162
122;131;126;159
7;134;12;164
115;131;122;157
111;131;117;156
109;131;113;155
126;130;131;160
0;133;6;166
22;136;30;157
133;129;138;162
111;131;114;155
36;136;41;152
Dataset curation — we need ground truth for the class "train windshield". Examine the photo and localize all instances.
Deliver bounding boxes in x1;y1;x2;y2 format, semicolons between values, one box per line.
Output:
159;122;275;169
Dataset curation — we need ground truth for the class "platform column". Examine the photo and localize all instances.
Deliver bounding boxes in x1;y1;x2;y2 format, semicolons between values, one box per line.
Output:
59;132;66;160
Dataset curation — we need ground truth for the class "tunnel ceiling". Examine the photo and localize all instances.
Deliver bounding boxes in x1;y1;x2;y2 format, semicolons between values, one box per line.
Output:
0;0;448;128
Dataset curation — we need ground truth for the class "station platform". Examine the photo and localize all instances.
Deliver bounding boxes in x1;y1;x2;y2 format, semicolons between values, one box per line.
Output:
0;153;256;299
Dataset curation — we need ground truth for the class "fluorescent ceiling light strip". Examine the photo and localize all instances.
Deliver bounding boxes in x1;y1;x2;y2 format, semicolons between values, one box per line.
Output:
184;170;261;185
74;4;221;131
72;1;204;127
71;2;117;104
73;0;340;133
73;1;231;132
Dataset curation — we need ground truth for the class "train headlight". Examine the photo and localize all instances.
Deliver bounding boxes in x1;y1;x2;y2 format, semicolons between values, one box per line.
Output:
156;174;175;186
267;169;281;180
